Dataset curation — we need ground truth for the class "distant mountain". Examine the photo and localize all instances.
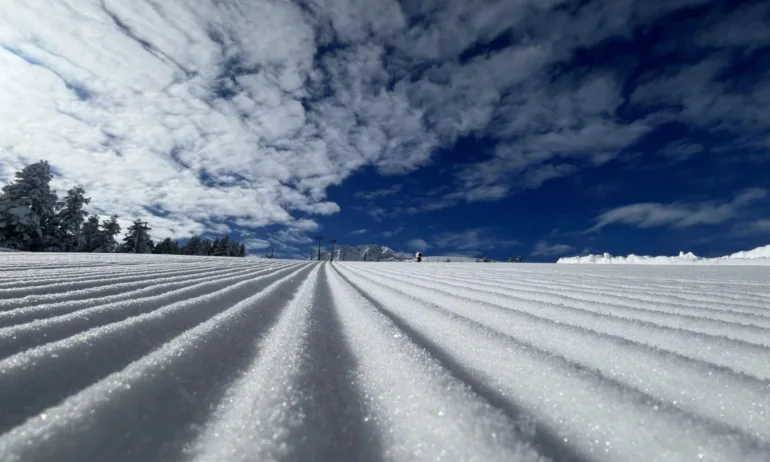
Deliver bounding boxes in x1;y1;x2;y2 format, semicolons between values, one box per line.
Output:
313;244;409;262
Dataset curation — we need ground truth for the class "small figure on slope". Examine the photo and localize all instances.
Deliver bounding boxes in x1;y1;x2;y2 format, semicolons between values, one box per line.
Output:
415;251;422;262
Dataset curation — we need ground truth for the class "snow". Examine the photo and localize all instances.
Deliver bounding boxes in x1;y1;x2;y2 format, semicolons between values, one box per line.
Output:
0;253;769;462
322;244;408;262
559;244;770;265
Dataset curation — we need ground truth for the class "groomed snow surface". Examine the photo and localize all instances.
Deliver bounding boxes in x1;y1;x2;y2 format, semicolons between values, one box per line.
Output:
0;254;769;462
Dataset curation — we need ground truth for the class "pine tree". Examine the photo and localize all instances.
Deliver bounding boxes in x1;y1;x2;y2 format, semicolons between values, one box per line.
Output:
80;215;101;252
210;237;223;256
0;161;58;250
181;235;201;255
215;236;231;256
96;215;121;253
51;185;90;251
119;219;154;253
200;238;212;256
153;237;179;254
239;243;246;257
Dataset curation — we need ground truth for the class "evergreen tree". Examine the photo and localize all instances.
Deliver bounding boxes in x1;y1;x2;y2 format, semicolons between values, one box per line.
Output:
52;185;90;251
210;237;222;256
0;161;58;250
96;215;121;253
200;238;212;256
213;236;231;256
181;235;201;255
238;243;246;257
119;219;154;253
153;237;180;254
80;215;101;252
227;239;240;257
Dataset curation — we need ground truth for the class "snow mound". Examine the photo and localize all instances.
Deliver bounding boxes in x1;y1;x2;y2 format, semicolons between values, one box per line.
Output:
558;244;770;265
726;244;770;259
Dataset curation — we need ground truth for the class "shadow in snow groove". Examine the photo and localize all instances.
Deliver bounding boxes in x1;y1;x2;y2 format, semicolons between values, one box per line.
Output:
332;265;592;462
3;264;315;462
282;264;384;462
0;264;308;436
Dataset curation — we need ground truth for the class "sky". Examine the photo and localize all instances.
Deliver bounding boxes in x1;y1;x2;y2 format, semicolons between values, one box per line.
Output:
0;0;768;260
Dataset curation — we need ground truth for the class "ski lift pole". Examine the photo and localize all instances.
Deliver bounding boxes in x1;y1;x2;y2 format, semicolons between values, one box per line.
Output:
330;240;337;262
314;236;324;261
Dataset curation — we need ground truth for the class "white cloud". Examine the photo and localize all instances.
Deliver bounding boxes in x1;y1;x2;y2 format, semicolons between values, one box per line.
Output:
349;228;368;235
382;226;404;238
532;241;576;257
1;0;767;240
407;239;430;251
590;188;768;231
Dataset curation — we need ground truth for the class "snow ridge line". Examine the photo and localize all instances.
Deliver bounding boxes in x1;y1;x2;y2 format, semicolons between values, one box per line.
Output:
348;265;770;366
0;261;275;298
373;265;770;316
474;270;770;312
0;261;231;289
336;264;770;462
334;265;770;441
367;266;770;340
400;264;770;298
0;265;272;327
0;263;309;431
0;263;302;359
192;263;386;461
330;264;586;462
0;262;287;312
0;263;316;459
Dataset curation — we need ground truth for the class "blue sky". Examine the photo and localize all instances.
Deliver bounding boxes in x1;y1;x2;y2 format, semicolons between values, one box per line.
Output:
1;0;768;260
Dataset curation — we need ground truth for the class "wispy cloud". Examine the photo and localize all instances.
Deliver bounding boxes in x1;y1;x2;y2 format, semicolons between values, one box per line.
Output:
382;226;404;238
532;241;576;258
433;229;518;251
354;185;403;201
590;188;768;232
407;239;430;251
349;228;368;235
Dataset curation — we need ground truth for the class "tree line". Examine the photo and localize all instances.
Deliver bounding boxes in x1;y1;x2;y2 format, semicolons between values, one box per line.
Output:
0;161;246;256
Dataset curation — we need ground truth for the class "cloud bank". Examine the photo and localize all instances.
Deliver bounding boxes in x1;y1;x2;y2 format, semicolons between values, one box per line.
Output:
1;0;768;249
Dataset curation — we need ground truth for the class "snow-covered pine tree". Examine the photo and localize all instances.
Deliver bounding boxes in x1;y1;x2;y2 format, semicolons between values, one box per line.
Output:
96;215;121;252
53;185;91;251
0;161;58;250
119;219;154;253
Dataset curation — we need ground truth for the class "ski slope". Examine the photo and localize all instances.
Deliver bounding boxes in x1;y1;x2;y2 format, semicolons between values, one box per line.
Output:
0;254;768;462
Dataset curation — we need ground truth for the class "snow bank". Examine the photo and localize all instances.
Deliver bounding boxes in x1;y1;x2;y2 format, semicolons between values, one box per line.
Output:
558;244;770;265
